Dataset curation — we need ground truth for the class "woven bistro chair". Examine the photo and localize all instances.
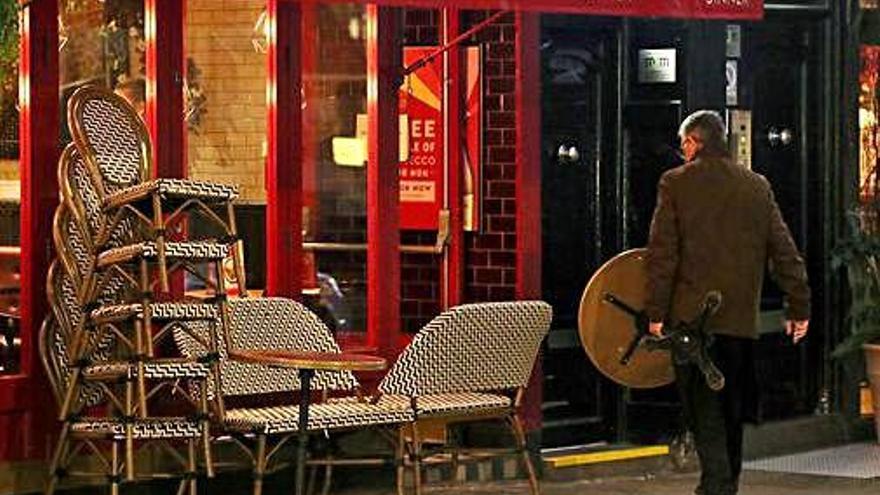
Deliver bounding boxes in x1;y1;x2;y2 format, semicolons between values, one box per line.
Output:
57;143;227;420
376;301;553;495
42;262;210;495
175;297;413;495
66;84;246;293
52;203;216;441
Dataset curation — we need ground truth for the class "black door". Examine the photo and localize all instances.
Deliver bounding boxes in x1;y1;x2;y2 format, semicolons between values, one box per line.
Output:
749;15;826;420
540;18;621;447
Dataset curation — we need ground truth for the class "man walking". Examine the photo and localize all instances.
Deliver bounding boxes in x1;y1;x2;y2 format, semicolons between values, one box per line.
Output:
645;110;811;495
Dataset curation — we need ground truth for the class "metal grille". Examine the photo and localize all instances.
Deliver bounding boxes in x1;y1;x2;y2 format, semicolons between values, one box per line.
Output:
744;443;880;479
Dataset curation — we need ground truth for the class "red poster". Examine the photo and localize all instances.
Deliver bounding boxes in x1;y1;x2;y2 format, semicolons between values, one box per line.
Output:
400;47;444;230
464;46;482;232
399;47;483;231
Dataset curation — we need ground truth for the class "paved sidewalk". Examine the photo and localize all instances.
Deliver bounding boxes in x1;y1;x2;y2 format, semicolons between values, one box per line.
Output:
334;471;880;495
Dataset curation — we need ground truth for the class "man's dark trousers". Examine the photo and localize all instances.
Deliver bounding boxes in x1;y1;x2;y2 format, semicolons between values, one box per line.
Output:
675;335;756;495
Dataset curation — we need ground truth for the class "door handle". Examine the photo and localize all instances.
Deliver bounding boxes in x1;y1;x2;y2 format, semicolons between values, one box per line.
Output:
767;127;794;148
557;144;581;164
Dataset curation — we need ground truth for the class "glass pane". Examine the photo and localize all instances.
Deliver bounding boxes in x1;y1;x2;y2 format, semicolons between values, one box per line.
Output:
0;0;20;374
860;45;880;202
304;2;367;335
186;0;267;292
59;0;146;140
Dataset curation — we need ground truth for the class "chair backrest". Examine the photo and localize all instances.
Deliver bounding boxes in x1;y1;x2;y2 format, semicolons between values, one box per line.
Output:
43;262;111;409
378;301;553;397
58;143;138;255
67;85;151;199
175;297;358;398
53;203;133;308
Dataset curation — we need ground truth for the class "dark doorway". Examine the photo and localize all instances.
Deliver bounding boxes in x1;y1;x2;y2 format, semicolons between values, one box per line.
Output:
540;17;621;448
748;14;827;420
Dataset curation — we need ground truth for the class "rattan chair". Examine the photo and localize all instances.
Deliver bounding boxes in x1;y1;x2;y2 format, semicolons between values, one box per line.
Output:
56;144;227;420
175;297;413;495
66;84;246;294
42;262;211;495
376;301;553;495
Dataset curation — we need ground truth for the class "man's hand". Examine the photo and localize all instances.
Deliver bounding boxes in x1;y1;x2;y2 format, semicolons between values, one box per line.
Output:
785;319;809;344
649;321;664;337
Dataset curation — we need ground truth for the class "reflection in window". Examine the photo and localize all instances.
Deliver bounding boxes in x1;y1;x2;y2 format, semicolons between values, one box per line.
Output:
860;46;880;202
59;0;145;142
185;0;267;293
0;0;20;374
305;3;368;334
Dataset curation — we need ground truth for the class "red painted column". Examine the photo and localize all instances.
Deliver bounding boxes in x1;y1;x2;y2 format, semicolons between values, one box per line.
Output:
514;11;543;432
301;2;318;216
366;5;401;356
7;0;59;461
145;0;186;179
265;0;303;299
442;8;464;309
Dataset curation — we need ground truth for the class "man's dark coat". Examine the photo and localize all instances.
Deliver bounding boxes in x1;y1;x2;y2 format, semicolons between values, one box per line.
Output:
645;154;811;338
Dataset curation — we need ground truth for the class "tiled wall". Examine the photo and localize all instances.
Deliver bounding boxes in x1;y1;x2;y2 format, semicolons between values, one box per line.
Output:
187;0;266;203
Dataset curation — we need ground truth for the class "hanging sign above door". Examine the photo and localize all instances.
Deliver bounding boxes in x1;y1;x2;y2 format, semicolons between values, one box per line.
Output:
316;0;763;20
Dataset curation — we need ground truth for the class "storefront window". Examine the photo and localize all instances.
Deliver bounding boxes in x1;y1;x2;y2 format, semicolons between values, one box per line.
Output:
59;0;145;137
0;0;20;374
860;45;880;202
186;0;267;292
303;2;368;334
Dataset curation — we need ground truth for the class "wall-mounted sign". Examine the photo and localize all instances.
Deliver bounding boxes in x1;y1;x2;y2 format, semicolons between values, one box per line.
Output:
399;46;483;231
329;47;483;231
726;59;738;106
638;49;677;84
726;24;742;58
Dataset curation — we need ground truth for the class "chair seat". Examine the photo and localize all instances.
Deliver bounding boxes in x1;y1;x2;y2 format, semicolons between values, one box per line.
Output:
97;241;230;268
224;400;413;435
104;178;239;209
71;417;203;439
82;358;210;381
91;302;218;323
377;392;513;416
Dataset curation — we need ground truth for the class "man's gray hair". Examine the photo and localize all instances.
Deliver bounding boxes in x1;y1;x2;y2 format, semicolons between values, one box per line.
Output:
678;110;728;155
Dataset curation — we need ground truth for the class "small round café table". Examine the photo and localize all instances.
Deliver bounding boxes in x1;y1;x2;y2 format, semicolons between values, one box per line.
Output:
229;349;386;495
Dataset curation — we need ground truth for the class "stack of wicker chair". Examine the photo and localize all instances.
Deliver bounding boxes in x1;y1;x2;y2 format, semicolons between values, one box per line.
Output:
40;85;244;493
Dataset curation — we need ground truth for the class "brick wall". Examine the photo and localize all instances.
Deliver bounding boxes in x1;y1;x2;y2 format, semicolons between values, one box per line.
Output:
461;11;518;303
186;0;266;203
401;9;441;332
402;10;519;329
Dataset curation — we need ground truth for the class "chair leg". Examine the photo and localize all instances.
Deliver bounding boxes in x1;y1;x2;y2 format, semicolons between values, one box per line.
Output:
45;422;70;495
152;193;170;293
253;434;267;495
137;259;152;418
187;438;198;495
199;381;214;478
226;202;247;294
450;425;460;484
124;380;136;482
411;422;423;495
306;463;318;495
396;427;406;495
320;464;332;495
510;413;540;495
111;441;121;495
